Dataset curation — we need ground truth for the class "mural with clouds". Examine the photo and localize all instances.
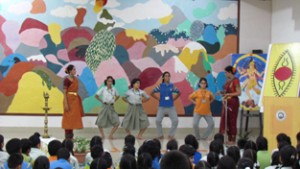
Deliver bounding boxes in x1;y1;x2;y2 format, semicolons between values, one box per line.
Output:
0;0;238;115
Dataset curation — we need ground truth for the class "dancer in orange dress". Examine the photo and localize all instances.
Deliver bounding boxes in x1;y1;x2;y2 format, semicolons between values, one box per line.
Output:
62;64;84;139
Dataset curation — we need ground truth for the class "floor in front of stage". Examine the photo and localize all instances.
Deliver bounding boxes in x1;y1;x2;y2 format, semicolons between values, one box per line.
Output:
1;127;261;167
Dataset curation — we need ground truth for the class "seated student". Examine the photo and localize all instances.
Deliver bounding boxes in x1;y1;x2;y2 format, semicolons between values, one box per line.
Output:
201;140;224;161
213;133;226;155
226;146;240;165
237;138;247;157
3;138;32;169
185;135;202;164
90;158;107;169
237;157;254;169
179;144;196;167
62;139;79;169
102;152;113;169
160;151;192;169
137;153;153;169
85;136;107;165
138;140;161;169
244;140;257;152
48;140;62;162
265;151;280;169
256;136;271;169
271;133;291;155
0;135;9;168
297;132;300;145
166;139;178;152
207;152;219;169
7;153;23;169
194;160;211;169
20;139;33;166
29;133;46;161
50;148;72;169
33;156;49;169
278;145;297;169
243;149;259;169
217;156;236;169
120;154;137;169
85;145;104;169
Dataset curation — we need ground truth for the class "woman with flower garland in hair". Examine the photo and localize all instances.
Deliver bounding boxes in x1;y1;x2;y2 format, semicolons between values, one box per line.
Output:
62;65;84;139
219;66;241;145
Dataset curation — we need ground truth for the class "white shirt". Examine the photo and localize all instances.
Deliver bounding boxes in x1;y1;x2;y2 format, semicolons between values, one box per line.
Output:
29;148;47;161
96;86;119;104
124;89;149;104
70;154;79;169
0;151;9;168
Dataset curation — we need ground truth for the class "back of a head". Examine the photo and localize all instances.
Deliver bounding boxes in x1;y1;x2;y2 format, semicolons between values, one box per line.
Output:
179;144;196;158
166;139;178;151
103;152;113;168
20;138;31;154
237;138;247;150
227;146;241;164
33;156;50;169
48;140;62;156
6;138;21;155
120;154;137;169
29;132;41;148
142;140;159;159
237;157;254;169
185;134;199;150
195;160;211;169
125;135;135;147
214;133;224;144
57;148;70;161
91;145;104;159
90;157;108;169
207;152;219;168
279;145;297;167
276;133;291;145
0;134;4;151
209;140;223;155
123;144;136;157
256;136;268;151
62;139;74;154
217;156;236;169
244;140;257;151
90;136;103;150
8;153;23;169
297;132;300;142
271;151;280;166
160;150;192;169
138;153;152;169
243;149;257;164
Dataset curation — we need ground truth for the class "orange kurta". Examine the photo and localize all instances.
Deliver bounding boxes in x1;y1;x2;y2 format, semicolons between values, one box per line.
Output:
189;89;214;115
62;77;84;129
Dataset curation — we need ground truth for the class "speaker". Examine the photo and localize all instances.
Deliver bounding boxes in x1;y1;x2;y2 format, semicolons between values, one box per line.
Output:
252;49;263;54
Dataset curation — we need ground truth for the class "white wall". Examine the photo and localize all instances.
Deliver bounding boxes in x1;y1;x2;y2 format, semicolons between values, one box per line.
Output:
239;0;272;53
271;0;300;43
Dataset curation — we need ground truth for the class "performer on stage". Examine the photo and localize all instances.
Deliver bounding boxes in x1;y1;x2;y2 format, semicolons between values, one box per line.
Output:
95;76;120;139
122;78;150;139
219;66;241;145
151;72;181;140
62;64;84;139
189;77;215;140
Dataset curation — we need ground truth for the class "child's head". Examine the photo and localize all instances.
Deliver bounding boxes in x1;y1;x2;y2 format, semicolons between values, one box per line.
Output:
226;146;240;165
256;136;268;151
217;156;236;169
48;140;62;156
20;138;31;155
0;134;4;151
160;150;192;169
279;145;297;167
276;133;291;145
209;140;224;155
237;138;247;150
57;148;70;161
29;132;41;148
243;149;257;164
296;132;300;145
237;157;254;169
244;140;257;151
123;144;136;157
214;133;224;145
140;140;159;159
166;139;178;151
102;152;112;168
270;151;280;166
137;153;152;169
207;152;219;168
62;139;74;155
120;154;137;169
179;144;196;163
7;153;23;169
91;145;104;159
90;136;103;150
6;138;21;155
184;134;199;150
124;134;135;147
195;160;211;169
90;157;107;169
33;156;50;169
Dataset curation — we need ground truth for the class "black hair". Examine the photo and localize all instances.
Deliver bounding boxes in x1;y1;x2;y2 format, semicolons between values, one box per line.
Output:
271;151;280;165
123;144;136;157
48;140;62;156
91;145;104;159
244;140;257;151
65;64;74;74
62;139;74;155
297;131;300;142
90;136;103;150
137;153;152;169
207;152;219;168
276;133;291;145
209;140;224;155
130;78;141;88
0;134;4;151
213;133;224;145
104;76;115;86
217;156;236;169
124;135;135;147
279;145;297;167
90;157;107;169
6;138;21;155
237;138;247;149
166;139;178;151
57;148;70;161
243;149;257;164
7;153;23;169
139;140;159;160
162;71;170;83
29;132;41;148
278;141;290;150
198;77;208;88
185;134;199;150
179;144;196;158
160;150;192;169
256;136;268;151
33;156;50;169
21;138;31;154
237;157;254;169
226;146;240;165
195;160;211;169
102;152;113;168
224;65;236;75
120;154;137;169
152;138;162;159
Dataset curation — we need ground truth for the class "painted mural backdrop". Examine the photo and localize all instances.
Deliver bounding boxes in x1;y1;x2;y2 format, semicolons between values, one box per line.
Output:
0;0;238;115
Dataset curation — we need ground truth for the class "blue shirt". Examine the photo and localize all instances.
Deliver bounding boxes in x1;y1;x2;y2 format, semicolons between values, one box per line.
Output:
153;83;179;107
193;151;202;164
50;159;72;169
3;162;31;169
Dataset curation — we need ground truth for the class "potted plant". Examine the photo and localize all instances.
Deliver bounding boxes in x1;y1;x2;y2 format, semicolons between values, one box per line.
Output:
73;137;90;164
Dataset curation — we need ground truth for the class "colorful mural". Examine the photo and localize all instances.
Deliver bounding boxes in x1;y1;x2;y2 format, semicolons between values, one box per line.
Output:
0;0;238;115
232;54;267;110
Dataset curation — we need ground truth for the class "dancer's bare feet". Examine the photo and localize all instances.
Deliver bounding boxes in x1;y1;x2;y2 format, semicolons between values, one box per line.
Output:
168;135;175;140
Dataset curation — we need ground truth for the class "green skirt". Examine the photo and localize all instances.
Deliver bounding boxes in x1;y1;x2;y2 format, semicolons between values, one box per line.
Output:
95;104;120;128
122;104;149;130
